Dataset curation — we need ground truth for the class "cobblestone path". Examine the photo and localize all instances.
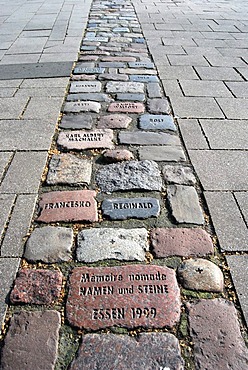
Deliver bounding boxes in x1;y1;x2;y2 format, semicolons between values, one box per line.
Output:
0;0;247;369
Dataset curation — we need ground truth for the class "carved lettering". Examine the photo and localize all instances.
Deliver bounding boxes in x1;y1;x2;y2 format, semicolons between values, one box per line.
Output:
44;200;91;209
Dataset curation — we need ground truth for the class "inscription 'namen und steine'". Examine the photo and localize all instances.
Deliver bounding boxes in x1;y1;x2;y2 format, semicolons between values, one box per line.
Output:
66;265;181;330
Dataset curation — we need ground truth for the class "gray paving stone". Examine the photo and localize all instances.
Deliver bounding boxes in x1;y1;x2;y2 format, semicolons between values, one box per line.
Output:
178;119;209;149
0;311;61;370
226;255;248;326
0;152;47;194
116;93;145;101
63;101;101;113
225;82;248;98
96;160;162;192
188;299;248;370
147;83;162;98
157;65;198;80
234;192;248;224
102;197;160;220
119;131;180;146
205;192;248;252
69;81;102;93
189;150;248;190
167;185;204;225
0;97;29;119
0;258;20;326
25;226;73;263
195;66;243;81
129;75;159;82
103;149;134;163
0;194;16;240
23;97;63;120
66;93;113;102
73;66;105;74
98;73;129;81
77;227;148;262
59;114;93;129
180;80;232;97
99;62;126;68
139;146;186;162
70;333;184;370
147;98;170;114
0;153;13;181
106;81;144;93
47;154;92;185
178;258;224;292
139;114;176;131
162;165;196;185
216;98;248;119
128;61;155;69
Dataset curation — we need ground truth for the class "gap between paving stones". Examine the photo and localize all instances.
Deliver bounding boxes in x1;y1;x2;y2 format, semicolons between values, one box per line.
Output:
0;0;248;370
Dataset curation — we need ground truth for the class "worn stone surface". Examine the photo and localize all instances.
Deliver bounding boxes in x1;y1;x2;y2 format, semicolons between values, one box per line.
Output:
139;114;176;131
66;93;112;102
10;269;63;304
98;114;132;129
0;311;61;370
70;81;101;93
139;146;186;162
96;160;162;192
63;101;101;113
59;114;93;129
102;197;160;220
119;68;157;75
128;61;155;69
66;265;181;330
108;102;145;113
148;98;170;114
77;228;148;262
106;81;144;93
119;131;180;146
151;228;214;258
57;129;114;150
116;93;145;101
130;75;159;82
70;333;184;370
188;299;248;369
73;67;105;74
71;74;96;80
47;154;92;185
99;73;129;81
167;185;204;225
103;149;134;162
25;226;73;263
178;258;224;292
37;190;98;223
147;83;162;98
162;165;196;185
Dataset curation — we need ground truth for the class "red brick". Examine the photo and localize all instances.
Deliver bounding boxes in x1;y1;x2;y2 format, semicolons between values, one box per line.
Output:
37;190;98;223
108;102;145;113
151;228;214;257
98;114;132;129
66;265;181;330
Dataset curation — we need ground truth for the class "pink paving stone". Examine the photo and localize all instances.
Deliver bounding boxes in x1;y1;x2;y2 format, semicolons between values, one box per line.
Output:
37;190;98;223
71;74;96;81
151;228;214;257
57;129;114;150
66;265;181;330
10;269;63;305
101;56;137;62
187;298;248;369
103;149;134;163
78;56;99;61
98;114;132;129
108;102;145;113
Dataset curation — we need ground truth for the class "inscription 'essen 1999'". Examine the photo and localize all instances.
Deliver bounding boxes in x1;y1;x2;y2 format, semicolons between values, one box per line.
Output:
66;265;181;330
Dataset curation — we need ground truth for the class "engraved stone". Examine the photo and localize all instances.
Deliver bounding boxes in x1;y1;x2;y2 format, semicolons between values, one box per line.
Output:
57;129;114;150
24;226;73;263
76;228;148;262
139;114;176;131
130;75;159;82
47;154;92;185
148;98;171;114
103;149;134;163
119;68;157;75
70;333;184;370
139;146;186;162
37;190;98;223
59;114;93;130
73;67;105;74
63;101;101;113
101;57;136;62
102;197;160;220
108;102;145;113
162;165;196;185
178;258;224;292
128;61;155;69
96;160;162;192
98;114;132;129
106;81;144;93
167;185;204;225
116;93;145;101
99;73;129;81
119;131;180;146
71;74;96;81
66;93;113;102
10;269;63;304
66;265;181;330
70;81;101;93
84;37;109;42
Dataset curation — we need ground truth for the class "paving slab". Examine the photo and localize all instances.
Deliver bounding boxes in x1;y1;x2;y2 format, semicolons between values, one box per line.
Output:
234;192;248;224
59;114;93;130
0;97;29;119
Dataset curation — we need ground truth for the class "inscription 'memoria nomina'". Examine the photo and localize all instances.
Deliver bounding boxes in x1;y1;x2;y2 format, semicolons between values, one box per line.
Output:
66;265;181;330
57;129;114;150
37;190;98;223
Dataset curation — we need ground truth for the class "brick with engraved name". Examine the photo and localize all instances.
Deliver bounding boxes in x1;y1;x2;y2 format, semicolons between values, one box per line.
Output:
73;67;105;74
139;114;176;131
106;81;144;93
63;101;101;113
57;129;114;150
108;102;145;113
37;190;98;223
69;81;102;93
66;265;181;330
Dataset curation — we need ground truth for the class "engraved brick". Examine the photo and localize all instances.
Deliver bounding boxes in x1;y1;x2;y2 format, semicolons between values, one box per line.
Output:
57;129;114;150
69;81;101;93
130;75;159;82
66;93;112;102
71;74;96;81
66;265;181;330
98;114;132;129
63;101;101;113
116;93;145;101
37;190;98;223
139;114;176;131
73;67;105;74
106;81;144;93
101;57;136;62
108;102;145;113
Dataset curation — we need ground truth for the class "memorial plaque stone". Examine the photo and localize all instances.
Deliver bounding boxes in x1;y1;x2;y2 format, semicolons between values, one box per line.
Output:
66;265;181;330
128;61;155;69
130;75;159;83
37;190;98;223
139;114;176;131
63;101;101;113
73;67;105;74
102;197;160;220
70;81;101;93
108;102;145;113
57;129;114;150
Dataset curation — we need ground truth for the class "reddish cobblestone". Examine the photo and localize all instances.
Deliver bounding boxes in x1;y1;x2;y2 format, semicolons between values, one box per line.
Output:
66;265;181;330
103;149;134;162
108;102;145;113
98;114;132;129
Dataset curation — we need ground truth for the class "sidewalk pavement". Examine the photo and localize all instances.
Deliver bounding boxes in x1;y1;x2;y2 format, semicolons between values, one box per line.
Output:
0;0;247;369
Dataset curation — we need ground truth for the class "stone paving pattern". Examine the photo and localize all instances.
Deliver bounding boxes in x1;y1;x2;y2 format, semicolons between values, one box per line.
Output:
0;0;247;369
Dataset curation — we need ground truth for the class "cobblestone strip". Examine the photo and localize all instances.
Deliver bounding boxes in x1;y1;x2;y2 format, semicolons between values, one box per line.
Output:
0;0;247;369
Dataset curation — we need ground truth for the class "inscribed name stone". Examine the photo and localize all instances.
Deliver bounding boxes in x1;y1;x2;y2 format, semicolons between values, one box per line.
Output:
63;101;101;113
139;114;176;131
73;67;105;74
37;190;98;223
106;81;144;93
66;265;181;330
57;129;114;150
108;102;145;113
70;81;101;93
